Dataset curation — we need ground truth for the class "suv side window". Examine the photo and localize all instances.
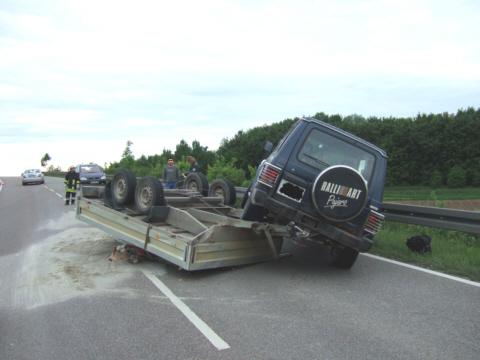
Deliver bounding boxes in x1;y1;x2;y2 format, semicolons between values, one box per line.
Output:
298;129;376;184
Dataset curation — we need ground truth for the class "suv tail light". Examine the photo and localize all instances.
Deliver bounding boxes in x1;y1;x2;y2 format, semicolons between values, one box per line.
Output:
364;210;384;236
258;163;282;187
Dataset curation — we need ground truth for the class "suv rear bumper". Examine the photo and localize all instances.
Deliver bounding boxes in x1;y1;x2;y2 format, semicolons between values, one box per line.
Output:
251;188;373;252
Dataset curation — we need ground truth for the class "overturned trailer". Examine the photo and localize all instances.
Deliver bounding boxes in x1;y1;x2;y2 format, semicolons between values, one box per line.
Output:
76;174;290;271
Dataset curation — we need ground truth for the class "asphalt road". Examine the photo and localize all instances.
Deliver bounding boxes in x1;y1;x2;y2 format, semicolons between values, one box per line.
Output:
0;176;479;360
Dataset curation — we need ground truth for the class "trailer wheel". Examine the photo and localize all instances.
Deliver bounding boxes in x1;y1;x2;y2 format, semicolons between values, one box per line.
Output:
135;176;167;214
184;172;209;196
103;180;116;209
330;246;359;269
111;169;137;205
209;178;236;205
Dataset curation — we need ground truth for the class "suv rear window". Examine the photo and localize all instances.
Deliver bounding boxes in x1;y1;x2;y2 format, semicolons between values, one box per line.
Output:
298;129;376;184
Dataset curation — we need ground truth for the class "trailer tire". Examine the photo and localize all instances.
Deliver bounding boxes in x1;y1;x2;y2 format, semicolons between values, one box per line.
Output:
135;176;167;214
184;172;209;196
111;169;137;205
103;180;116;209
330;246;359;269
209;178;236;205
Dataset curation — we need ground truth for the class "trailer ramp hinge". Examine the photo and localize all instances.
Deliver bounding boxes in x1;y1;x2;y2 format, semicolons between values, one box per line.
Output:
143;224;154;259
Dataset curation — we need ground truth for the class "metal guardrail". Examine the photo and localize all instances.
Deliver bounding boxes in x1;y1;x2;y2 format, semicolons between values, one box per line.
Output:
381;202;480;235
235;187;246;199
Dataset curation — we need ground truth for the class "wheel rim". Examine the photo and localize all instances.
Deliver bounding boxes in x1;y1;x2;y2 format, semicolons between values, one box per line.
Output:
138;184;153;207
212;186;225;199
187;181;199;192
113;176;127;199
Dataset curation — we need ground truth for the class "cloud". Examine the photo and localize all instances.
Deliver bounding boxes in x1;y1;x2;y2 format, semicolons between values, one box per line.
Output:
1;0;479;176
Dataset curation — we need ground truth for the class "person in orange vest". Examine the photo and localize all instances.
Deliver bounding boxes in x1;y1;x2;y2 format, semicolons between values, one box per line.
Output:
64;166;80;205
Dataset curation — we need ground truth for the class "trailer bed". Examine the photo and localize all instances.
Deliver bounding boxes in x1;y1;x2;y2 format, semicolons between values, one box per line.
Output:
76;186;289;270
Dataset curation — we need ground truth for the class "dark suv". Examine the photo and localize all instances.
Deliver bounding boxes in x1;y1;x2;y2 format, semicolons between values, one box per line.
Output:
241;117;388;268
76;164;107;185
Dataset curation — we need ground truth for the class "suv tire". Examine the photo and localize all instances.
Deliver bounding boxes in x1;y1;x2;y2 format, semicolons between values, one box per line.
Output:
312;166;367;222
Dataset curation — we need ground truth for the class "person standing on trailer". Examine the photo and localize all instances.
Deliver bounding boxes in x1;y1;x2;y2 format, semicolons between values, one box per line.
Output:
163;158;180;189
65;166;80;205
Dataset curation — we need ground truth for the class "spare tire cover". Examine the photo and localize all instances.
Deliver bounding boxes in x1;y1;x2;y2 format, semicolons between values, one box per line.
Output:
312;165;368;222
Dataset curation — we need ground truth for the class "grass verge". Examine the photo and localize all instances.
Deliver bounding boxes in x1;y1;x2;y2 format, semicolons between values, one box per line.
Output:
377;186;480;282
383;186;480;201
372;222;480;282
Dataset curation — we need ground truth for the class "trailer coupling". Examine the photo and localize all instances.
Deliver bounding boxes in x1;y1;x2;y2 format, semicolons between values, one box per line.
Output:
286;221;310;240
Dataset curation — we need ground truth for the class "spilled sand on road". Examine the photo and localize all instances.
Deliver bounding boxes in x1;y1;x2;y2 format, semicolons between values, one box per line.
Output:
11;211;166;309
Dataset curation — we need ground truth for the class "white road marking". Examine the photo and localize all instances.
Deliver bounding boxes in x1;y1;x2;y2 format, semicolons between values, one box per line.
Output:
141;268;231;351
42;185;63;198
362;253;480;287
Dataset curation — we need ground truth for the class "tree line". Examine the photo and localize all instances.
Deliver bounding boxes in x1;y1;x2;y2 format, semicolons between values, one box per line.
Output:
103;107;479;188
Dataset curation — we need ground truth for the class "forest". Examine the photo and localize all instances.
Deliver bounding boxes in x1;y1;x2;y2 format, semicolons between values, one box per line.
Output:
104;107;480;188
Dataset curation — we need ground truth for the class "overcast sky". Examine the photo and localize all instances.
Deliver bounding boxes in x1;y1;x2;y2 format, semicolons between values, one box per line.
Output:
1;0;479;176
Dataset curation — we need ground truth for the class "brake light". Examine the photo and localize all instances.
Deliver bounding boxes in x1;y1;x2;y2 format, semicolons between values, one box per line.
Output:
364;210;384;236
258;163;282;187
38;174;42;178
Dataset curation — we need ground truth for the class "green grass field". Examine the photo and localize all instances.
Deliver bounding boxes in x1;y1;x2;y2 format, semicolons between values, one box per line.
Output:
383;187;480;201
374;187;480;282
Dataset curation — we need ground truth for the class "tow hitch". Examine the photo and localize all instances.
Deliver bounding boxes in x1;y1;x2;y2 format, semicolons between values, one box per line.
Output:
287;221;310;239
286;222;310;248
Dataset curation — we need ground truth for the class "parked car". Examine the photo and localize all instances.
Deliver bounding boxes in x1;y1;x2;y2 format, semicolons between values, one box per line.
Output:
75;164;107;185
22;169;45;185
